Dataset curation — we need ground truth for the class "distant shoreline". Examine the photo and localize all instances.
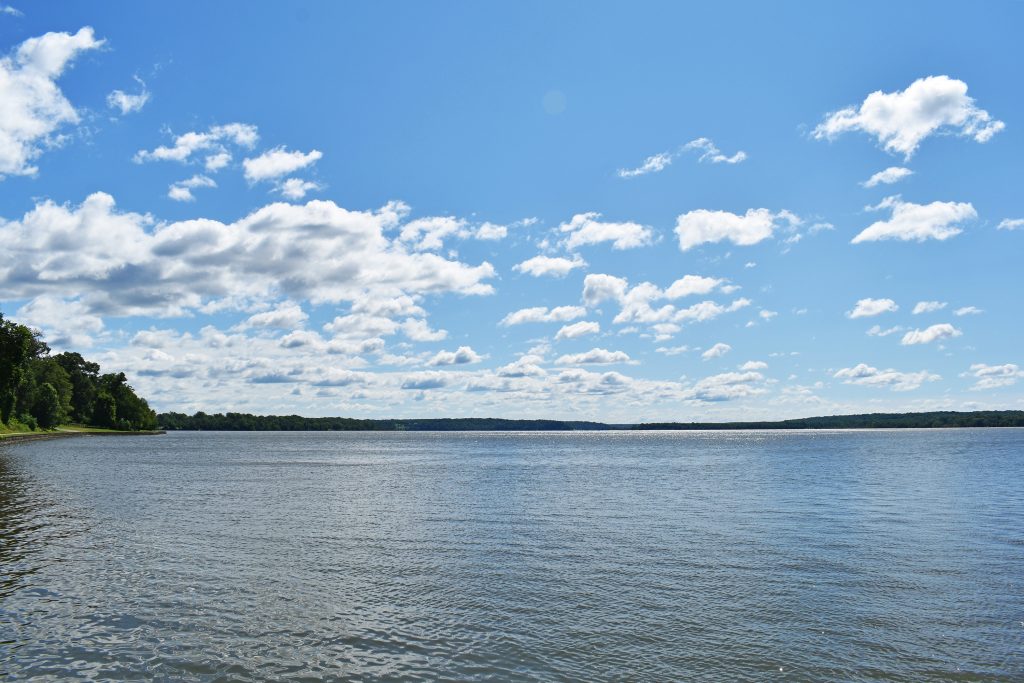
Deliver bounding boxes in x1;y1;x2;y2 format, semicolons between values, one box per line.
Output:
156;410;1024;432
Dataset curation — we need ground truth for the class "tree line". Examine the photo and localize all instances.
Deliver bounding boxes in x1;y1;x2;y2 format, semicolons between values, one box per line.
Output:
632;411;1024;430
156;410;1024;431
157;412;616;431
0;312;157;432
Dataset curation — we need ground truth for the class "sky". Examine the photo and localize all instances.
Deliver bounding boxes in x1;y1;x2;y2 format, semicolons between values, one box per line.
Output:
1;1;1022;422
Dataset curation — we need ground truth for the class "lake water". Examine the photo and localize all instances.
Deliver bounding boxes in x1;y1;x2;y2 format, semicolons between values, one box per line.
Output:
1;430;1022;680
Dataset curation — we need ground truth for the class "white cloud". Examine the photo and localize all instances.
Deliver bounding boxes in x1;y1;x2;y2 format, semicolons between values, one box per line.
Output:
106;76;150;115
277;178;322;200
427;346;482;366
555;320;600;340
847;298;898;318
1;5;23;15
862;166;913;188
401;318;448;342
834;363;940;391
675;208;798;251
702;342;731;360
513;254;586;278
997;219;1024;231
686;370;766;401
135;122;259;167
243;146;322;182
555;348;631;365
618;138;746;178
0;27;104;176
13;295;104;348
475;222;507;240
853;196;974;244
618;151;673;178
740;360;768;371
954;306;982;316
900;323;962;345
501;305;587;326
0;193;496;323
683;137;747;164
912;300;946;315
242;303;308;330
663;275;725;298
814;75;1004;159
559;212;654;250
866;324;903;337
965;363;1024;390
167;174;216;202
582;273;629;307
655;345;689;356
759;310;777;321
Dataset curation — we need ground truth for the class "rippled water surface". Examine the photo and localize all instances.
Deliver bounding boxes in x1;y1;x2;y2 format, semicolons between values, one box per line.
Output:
1;430;1022;680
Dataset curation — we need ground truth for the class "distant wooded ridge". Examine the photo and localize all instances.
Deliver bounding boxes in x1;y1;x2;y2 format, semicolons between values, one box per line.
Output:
157;410;1024;431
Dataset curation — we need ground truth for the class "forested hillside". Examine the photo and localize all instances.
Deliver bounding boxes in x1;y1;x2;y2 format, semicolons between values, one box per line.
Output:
0;312;156;432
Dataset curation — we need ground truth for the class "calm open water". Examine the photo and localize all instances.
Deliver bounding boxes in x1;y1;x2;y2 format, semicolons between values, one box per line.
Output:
1;429;1022;681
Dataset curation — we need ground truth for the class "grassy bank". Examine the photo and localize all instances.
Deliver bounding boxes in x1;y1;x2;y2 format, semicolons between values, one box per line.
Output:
0;424;165;444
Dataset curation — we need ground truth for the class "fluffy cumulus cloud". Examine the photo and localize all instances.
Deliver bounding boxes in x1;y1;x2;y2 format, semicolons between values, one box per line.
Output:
513;254;586;278
559;212;654;250
900;323;962;345
582;272;746;339
853;196;975;244
0;194;496;328
684;370;766;402
427;346;482;367
964;363;1024;391
243;146;322;182
675;208;799;251
834;364;940;391
107;76;150;115
814;75;1004;158
14;295;104;348
555;320;600;340
241;303;308;330
135;123;259;171
701;342;731;360
168;174;217;202
500;305;586;326
847;298;898;318
555;348;632;365
277;178;323;200
683;137;747;164
0;27;104;176
912;300;946;315
861;166;913;188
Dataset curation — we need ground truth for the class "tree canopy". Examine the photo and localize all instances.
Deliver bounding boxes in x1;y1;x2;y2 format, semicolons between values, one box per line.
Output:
0;312;156;432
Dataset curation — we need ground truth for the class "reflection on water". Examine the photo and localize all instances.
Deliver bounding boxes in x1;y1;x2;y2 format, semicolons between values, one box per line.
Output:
0;430;1022;680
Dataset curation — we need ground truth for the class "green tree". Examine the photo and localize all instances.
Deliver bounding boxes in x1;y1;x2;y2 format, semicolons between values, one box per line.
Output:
33;383;62;429
53;352;100;423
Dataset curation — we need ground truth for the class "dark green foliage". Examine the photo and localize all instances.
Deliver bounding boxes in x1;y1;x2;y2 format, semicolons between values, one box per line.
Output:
633;411;1024;430
33;383;63;429
157;410;1024;431
0;310;155;432
0;314;40;424
158;412;618;431
53;352;100;423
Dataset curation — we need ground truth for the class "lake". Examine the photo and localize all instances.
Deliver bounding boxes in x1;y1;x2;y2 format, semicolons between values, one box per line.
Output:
1;430;1022;680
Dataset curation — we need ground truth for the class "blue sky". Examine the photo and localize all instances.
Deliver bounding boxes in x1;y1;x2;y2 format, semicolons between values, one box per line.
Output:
1;1;1022;421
